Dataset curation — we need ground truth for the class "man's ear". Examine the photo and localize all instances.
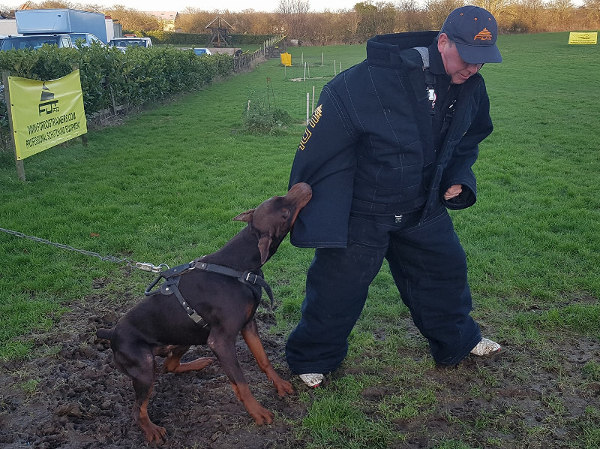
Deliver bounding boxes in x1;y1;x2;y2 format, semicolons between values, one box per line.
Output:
438;32;449;52
257;235;272;265
233;209;254;222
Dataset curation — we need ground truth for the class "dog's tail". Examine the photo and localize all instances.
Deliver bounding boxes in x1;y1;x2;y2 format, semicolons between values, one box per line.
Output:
96;328;113;341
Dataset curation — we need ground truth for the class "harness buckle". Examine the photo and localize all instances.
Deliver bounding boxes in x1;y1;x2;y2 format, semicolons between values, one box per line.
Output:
189;311;208;327
245;272;258;284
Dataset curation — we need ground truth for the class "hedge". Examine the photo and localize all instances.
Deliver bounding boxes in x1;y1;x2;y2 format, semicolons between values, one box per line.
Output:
138;31;275;46
0;43;234;133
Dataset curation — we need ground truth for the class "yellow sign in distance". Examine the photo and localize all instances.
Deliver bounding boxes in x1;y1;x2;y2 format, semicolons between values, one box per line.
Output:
568;32;598;45
8;69;87;160
280;52;292;67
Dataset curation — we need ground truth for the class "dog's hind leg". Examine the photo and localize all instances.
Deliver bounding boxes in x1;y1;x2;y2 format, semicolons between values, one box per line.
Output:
241;319;294;397
162;345;215;374
115;346;167;443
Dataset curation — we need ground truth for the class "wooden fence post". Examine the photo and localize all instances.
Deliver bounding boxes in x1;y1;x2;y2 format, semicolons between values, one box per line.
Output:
2;71;25;181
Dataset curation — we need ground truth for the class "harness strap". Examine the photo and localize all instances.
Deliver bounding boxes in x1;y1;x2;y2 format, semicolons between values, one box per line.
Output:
413;46;436;115
161;276;208;327
144;259;275;327
194;260;275;309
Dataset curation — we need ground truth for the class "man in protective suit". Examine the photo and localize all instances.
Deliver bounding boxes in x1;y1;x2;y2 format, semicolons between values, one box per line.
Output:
286;6;503;388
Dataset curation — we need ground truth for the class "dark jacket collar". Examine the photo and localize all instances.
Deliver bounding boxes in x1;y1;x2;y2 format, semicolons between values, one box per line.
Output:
428;40;447;77
367;31;439;69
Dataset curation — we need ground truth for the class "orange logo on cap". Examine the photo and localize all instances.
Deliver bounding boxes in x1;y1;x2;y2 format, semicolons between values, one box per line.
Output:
474;28;493;41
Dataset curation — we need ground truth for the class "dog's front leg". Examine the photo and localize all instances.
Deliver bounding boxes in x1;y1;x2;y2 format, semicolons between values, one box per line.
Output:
241;319;294;397
207;331;274;425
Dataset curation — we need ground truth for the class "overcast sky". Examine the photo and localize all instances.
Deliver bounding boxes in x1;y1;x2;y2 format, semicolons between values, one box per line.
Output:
2;0;368;13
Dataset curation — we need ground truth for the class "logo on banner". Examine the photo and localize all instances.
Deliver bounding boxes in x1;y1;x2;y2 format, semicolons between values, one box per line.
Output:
39;84;59;115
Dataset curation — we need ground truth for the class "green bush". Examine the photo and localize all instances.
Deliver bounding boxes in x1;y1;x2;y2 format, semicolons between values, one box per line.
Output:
241;100;293;135
0;44;234;129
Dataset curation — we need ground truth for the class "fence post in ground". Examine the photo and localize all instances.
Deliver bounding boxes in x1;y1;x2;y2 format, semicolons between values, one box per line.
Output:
2;71;25;182
306;92;310;125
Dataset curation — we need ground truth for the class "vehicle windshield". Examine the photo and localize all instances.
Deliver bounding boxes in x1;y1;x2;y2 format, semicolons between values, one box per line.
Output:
111;39;146;48
1;36;61;50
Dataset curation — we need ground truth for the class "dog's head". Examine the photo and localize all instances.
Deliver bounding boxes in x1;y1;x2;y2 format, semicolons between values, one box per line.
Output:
234;182;312;265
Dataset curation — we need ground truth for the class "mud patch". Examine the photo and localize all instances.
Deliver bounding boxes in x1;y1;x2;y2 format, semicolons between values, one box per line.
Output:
0;293;306;449
1;287;599;448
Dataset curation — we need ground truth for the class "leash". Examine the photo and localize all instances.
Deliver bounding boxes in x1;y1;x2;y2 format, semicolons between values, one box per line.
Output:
145;259;275;327
0;226;169;273
2;225;276;327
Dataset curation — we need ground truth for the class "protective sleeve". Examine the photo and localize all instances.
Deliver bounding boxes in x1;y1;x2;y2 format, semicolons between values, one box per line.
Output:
288;85;360;248
441;80;493;210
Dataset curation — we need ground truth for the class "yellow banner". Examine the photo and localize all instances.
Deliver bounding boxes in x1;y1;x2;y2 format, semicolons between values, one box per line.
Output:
568;32;598;45
280;52;292;67
8;70;87;160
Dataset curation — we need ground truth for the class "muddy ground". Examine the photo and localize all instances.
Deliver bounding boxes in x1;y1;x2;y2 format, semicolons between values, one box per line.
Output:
1;279;598;449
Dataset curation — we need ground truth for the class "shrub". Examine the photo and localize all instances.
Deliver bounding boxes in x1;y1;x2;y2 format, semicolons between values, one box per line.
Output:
0;44;234;146
242;100;293;135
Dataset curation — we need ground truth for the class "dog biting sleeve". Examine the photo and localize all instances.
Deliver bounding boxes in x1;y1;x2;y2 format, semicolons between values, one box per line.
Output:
288;85;359;248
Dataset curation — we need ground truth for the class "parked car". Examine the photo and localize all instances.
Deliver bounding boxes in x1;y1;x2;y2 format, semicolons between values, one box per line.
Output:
69;32;104;47
0;33;73;51
193;47;212;56
108;37;152;51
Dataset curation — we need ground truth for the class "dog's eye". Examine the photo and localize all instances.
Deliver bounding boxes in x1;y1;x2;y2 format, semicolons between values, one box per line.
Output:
281;209;290;220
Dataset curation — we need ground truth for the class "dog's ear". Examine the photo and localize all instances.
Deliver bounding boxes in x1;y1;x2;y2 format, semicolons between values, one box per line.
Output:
258;235;272;265
233;209;255;222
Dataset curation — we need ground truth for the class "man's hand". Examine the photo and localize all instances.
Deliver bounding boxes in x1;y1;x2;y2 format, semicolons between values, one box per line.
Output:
444;184;463;200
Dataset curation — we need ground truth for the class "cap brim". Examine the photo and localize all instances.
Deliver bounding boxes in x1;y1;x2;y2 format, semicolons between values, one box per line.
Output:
455;42;502;64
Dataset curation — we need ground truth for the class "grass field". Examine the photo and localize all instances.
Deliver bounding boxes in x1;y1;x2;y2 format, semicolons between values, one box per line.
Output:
1;32;599;448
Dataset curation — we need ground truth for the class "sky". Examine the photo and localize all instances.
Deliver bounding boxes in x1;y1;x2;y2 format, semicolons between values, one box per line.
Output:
2;0;585;15
2;0;368;13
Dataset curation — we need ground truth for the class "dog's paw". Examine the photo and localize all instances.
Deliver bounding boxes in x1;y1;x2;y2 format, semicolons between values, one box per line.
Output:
251;406;274;425
141;421;167;443
274;379;294;397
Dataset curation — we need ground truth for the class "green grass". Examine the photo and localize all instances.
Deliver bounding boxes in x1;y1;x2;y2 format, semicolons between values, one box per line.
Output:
1;33;599;447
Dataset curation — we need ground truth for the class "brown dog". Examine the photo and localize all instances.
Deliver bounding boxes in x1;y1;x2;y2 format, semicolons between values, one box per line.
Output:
96;183;311;443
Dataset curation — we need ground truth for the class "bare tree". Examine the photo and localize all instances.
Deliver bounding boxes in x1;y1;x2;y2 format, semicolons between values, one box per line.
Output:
546;0;574;31
105;6;161;32
514;0;545;32
396;0;429;32
277;0;311;39
473;0;511;17
583;0;600;26
426;0;464;29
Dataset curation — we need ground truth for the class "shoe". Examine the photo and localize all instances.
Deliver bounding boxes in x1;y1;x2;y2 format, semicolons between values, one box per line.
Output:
470;338;501;356
299;373;324;388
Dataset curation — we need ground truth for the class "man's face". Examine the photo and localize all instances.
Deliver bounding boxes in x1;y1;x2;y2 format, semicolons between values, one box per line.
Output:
438;33;483;84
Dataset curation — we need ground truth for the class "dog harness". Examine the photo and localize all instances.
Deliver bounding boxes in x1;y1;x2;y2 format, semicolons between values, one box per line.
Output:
144;258;275;327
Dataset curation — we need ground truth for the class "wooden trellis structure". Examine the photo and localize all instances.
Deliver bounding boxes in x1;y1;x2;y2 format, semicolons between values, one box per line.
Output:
205;16;234;47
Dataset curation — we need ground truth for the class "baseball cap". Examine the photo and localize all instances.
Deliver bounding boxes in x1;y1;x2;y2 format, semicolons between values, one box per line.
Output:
440;5;502;64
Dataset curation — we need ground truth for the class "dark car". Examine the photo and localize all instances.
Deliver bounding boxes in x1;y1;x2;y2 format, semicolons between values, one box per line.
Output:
108;37;152;51
0;33;73;51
